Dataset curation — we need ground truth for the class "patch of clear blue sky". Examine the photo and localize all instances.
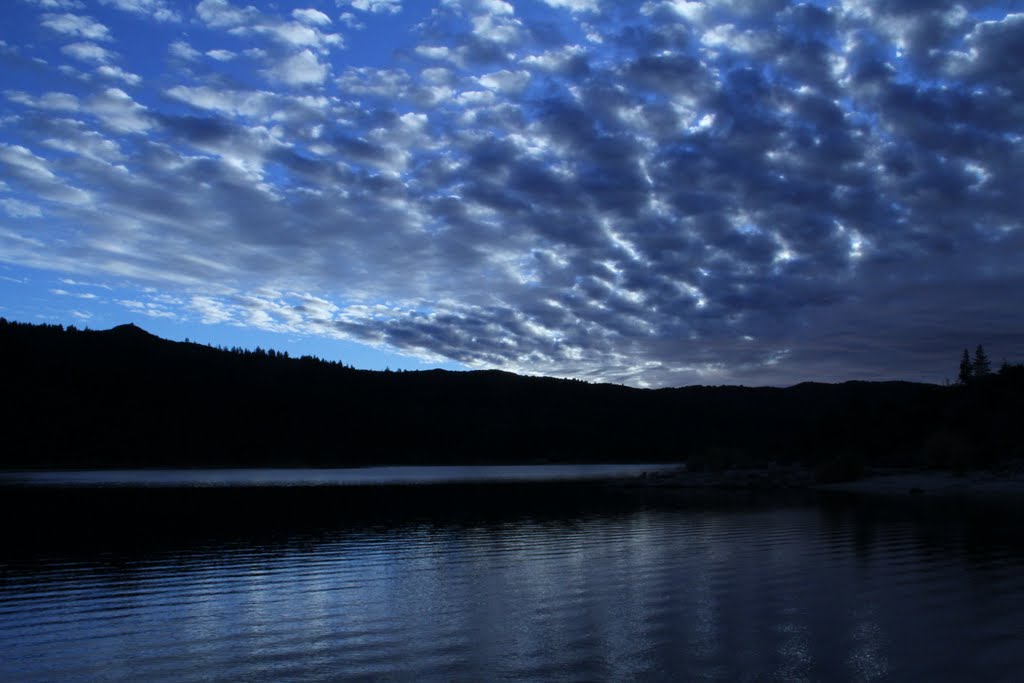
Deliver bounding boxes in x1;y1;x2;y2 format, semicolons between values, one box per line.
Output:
0;263;466;372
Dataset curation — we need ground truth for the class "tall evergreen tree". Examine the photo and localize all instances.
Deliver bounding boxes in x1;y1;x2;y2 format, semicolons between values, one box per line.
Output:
958;349;974;384
974;345;991;377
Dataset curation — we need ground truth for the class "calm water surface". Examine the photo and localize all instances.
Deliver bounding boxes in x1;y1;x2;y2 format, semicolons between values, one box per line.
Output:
1;477;1022;681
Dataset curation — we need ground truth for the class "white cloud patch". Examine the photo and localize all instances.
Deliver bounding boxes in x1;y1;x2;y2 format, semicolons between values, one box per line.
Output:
339;12;364;29
456;90;495;105
61;277;113;290
520;45;586;72
247;22;343;51
338;67;411;97
96;65;142;86
51;288;98;299
477;69;531;93
191;295;236;324
293;8;331;25
0;145;60;183
267;49;329;86
40;13;112;41
42;122;124;162
196;0;259;28
538;0;598;12
0;143;91;205
345;0;402;14
61;41;116;63
196;1;342;52
26;0;85;9
98;0;180;22
0;198;43;218
165;85;275;118
169;40;201;61
206;49;236;61
119;298;177;318
6;91;80;111
86;88;151;132
478;0;515;15
646;0;705;23
470;8;522;45
415;45;451;61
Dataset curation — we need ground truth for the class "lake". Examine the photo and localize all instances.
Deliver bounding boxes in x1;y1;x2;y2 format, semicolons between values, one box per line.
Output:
2;469;1023;681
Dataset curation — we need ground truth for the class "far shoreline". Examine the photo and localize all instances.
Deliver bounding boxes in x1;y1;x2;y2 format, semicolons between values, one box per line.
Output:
617;463;1024;499
2;462;1023;501
813;468;1024;498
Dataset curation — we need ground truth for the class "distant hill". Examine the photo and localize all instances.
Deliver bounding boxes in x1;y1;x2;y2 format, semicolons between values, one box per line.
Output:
1;318;1020;470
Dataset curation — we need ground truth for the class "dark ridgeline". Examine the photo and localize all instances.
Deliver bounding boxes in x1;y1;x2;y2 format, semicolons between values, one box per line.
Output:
0;317;1021;471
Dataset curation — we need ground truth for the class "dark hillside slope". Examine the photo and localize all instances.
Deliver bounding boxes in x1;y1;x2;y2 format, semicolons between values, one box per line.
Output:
2;318;1017;470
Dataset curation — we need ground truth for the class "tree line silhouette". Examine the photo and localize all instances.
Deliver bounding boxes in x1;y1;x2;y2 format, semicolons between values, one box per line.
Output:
959;345;993;384
1;318;1021;472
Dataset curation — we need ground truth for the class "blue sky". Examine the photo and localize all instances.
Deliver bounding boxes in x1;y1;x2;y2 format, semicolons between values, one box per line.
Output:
1;0;1022;386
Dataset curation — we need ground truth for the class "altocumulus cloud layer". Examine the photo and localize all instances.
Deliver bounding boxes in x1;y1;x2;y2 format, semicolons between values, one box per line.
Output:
1;0;1022;386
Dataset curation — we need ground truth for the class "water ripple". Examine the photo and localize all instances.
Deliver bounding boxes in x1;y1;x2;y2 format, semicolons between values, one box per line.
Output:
2;495;1024;681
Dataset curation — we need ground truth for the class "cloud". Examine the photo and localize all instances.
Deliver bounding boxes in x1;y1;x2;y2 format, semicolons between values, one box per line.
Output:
118;298;177;318
96;65;142;85
51;287;98;299
196;1;343;53
40;13;112;40
195;0;258;28
948;12;1024;91
345;0;402;14
61;41;117;63
538;0;599;12
86;87;151;132
476;69;531;93
98;0;180;22
338;67;412;97
206;49;236;61
169;40;201;61
249;22;343;51
25;0;85;9
165;85;275;118
5;90;80;111
0;143;91;205
41;121;124;163
0;198;43;218
293;8;331;25
2;0;1023;387
266;49;330;86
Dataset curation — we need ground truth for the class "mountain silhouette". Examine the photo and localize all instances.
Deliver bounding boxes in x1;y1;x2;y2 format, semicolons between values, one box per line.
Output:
0;318;1020;470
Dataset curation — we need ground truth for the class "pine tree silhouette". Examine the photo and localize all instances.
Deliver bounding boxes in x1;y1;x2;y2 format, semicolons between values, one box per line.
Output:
974;345;991;378
958;348;974;384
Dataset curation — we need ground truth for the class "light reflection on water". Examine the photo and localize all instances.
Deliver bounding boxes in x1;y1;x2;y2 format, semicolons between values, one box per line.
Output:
0;464;678;487
1;488;1022;681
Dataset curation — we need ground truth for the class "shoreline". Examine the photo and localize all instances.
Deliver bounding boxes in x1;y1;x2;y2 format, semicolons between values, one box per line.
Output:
814;468;1024;497
2;463;1022;499
622;464;1024;499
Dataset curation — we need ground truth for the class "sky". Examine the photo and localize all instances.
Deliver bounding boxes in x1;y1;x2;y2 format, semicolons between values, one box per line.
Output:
1;0;1022;387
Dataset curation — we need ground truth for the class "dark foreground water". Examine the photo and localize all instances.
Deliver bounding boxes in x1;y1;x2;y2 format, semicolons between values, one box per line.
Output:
1;479;1023;681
